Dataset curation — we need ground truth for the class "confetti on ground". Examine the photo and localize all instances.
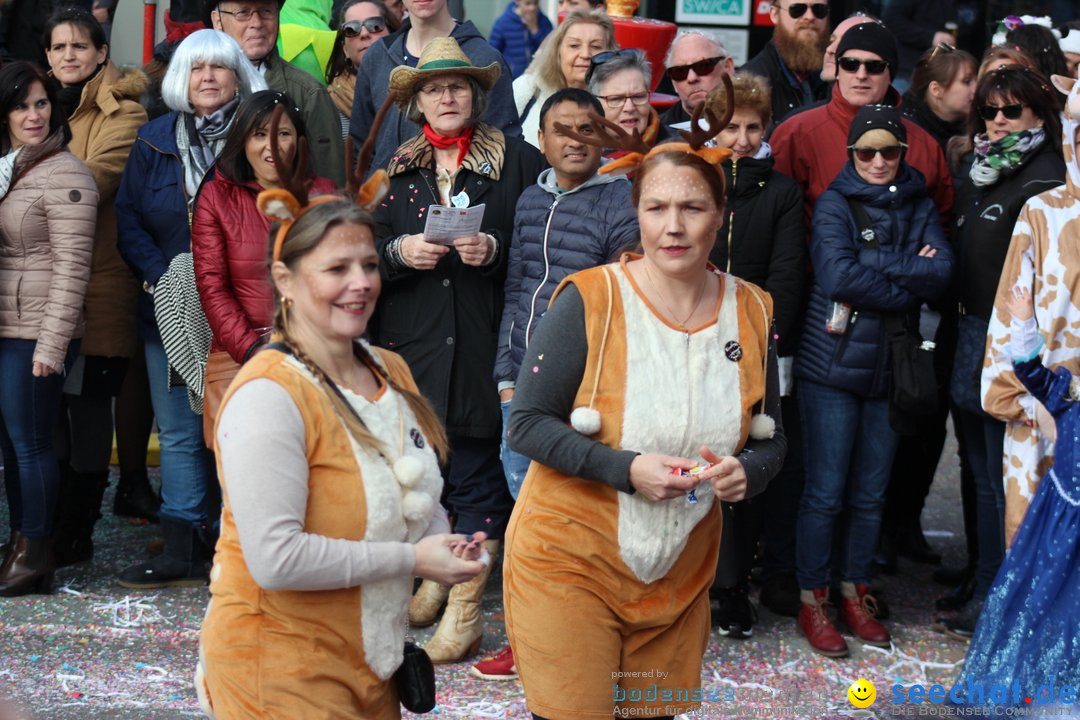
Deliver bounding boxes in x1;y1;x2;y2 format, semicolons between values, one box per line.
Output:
1;443;978;719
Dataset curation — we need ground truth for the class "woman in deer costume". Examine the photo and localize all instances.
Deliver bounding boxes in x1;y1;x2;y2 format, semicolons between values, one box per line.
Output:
195;107;488;719
981;67;1080;568
502;85;786;720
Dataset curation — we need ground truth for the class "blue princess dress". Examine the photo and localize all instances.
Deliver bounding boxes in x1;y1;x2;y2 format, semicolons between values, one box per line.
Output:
957;330;1080;704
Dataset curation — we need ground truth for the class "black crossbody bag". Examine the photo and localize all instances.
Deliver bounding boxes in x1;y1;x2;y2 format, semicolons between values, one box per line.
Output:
845;200;938;434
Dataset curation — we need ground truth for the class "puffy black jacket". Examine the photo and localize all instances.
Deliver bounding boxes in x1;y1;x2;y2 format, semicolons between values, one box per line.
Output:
709;152;806;357
371;124;545;439
954;141;1065;321
494;169;638;388
796;163;954;397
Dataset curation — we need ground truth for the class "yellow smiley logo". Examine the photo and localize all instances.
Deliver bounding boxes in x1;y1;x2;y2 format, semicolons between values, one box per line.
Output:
847;678;876;708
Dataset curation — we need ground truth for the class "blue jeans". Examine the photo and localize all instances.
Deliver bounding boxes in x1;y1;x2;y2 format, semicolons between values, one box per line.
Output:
796;379;900;589
500;400;530;500
0;339;77;538
145;339;213;524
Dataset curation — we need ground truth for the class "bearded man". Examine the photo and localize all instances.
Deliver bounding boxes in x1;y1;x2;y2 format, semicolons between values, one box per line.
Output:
741;0;829;128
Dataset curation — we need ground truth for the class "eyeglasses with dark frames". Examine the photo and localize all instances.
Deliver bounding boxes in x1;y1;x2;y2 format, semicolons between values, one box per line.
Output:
342;17;387;36
837;56;890;75
216;6;277;22
847;144;906;162
585;49;639;85
772;2;829;20
666;55;726;82
978;103;1026;121
597;92;651;109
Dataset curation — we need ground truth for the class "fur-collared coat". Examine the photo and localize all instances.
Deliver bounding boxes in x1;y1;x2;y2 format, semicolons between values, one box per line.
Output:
65;62;148;359
371;122;544;438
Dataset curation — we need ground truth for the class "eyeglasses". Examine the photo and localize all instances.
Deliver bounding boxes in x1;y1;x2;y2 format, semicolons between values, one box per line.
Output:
773;2;829;20
418;82;470;99
584;49;639;85
215;6;277;22
342;17;387;36
978;103;1026;121
597;92;650;109
848;144;906;162
667;55;726;82
837;56;890;75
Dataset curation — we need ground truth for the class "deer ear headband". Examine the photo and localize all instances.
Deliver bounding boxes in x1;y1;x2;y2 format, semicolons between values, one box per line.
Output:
552;72;735;178
258;95;395;262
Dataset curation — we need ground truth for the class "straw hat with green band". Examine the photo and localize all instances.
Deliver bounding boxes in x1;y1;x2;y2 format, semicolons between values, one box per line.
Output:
388;37;501;109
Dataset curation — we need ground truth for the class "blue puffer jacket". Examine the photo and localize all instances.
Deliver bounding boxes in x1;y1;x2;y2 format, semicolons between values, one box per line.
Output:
494;168;639;388
488;2;553;79
116;112;197;343
795;162;954;397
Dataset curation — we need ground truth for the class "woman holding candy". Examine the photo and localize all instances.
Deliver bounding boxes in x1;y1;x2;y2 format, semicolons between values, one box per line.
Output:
501;90;785;719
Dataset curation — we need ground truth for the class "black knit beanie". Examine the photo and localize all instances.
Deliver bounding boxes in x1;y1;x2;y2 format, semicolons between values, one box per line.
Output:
835;22;899;81
847;104;907;147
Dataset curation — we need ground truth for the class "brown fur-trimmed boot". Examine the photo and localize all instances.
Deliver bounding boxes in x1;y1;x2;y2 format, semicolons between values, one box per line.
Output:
423;540;498;664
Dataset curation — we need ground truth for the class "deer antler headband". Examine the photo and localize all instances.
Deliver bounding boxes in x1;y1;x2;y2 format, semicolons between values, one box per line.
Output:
552;72;736;177
257;94;396;261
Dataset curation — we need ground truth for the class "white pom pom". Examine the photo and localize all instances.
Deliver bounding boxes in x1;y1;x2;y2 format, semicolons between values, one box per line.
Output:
570;406;601;435
263;198;295;221
749;413;775;440
402;491;434;522
392;456;424;488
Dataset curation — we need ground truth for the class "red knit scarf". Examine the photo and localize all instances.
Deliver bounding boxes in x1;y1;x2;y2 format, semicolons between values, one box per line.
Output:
422;123;474;168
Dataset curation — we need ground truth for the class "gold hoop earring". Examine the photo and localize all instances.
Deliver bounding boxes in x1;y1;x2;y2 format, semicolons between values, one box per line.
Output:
281;297;293;336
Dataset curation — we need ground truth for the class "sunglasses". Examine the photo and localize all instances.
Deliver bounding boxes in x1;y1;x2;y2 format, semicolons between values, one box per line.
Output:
837;56;890;75
342;17;387;36
978;103;1026;121
585;49;639;85
775;2;829;19
848;145;906;162
667;55;726;82
928;42;956;61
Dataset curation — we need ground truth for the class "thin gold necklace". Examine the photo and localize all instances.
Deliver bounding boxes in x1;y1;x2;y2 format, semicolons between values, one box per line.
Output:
642;260;709;329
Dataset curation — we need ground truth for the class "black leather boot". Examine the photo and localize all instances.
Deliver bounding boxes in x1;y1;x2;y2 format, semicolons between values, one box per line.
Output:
895;522;942;565
936;598;983;641
935;566;976;611
117;516;210;589
53;467;110;567
0;533;56;596
113;470;161;521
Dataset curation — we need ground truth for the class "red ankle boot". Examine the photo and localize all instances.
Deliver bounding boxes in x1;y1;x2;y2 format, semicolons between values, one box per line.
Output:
798;587;848;657
839;582;891;647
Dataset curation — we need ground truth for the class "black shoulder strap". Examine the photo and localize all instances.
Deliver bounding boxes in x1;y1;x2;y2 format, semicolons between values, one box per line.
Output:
844;198;906;336
845;197;879;250
520;92;540;125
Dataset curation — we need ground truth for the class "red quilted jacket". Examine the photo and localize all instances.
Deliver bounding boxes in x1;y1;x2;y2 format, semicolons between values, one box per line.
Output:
192;169;337;363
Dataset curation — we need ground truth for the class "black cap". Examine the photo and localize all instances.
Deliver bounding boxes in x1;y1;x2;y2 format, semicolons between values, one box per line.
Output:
835;22;898;81
847;104;907;147
203;0;285;28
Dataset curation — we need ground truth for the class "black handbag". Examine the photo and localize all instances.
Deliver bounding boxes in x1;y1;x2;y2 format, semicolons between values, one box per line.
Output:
395;639;436;713
950;313;991;417
846;199;938;433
